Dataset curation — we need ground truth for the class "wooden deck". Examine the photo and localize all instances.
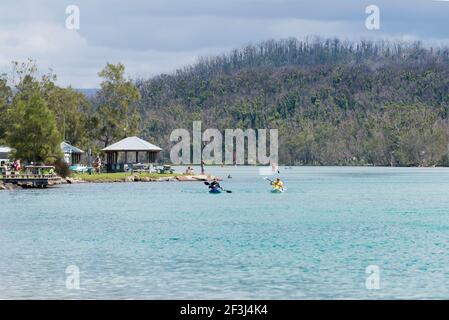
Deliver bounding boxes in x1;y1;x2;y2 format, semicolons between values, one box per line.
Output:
1;174;61;188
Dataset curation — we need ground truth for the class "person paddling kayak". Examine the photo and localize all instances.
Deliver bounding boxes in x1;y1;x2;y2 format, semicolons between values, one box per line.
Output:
204;178;232;193
271;177;285;192
208;178;223;192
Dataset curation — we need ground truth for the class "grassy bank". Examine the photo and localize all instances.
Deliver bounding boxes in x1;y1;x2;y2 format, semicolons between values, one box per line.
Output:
71;172;181;183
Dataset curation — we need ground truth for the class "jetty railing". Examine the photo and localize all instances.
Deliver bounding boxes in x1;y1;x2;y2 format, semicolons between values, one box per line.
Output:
1;166;61;188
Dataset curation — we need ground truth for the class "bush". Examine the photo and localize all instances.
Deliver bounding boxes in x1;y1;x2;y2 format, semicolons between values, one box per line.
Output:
53;158;70;178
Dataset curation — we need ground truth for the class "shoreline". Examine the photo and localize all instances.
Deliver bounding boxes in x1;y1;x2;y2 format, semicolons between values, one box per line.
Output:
68;172;218;183
0;173;219;190
2;165;448;190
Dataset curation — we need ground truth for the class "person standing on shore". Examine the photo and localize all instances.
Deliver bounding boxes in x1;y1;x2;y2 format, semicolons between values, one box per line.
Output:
93;156;102;174
201;160;205;175
13;159;21;172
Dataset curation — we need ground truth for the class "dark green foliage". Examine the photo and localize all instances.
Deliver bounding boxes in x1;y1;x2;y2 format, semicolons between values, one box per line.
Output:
92;63;141;148
0;75;12;145
2;60;90;163
3;39;449;166
7;92;61;163
43;84;92;148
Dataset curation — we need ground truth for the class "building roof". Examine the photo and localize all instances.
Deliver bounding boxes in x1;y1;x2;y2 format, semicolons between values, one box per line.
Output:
0;146;12;153
61;142;84;154
102;137;162;152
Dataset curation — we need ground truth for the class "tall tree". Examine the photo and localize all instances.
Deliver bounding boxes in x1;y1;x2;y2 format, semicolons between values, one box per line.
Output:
7;92;61;163
5;60;62;163
0;74;12;144
43;84;92;148
94;63;141;147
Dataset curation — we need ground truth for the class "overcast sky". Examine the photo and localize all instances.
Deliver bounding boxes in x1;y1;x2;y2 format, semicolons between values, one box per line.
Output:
1;0;449;88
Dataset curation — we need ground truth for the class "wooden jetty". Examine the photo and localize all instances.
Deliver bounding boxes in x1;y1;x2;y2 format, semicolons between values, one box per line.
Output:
1;166;61;188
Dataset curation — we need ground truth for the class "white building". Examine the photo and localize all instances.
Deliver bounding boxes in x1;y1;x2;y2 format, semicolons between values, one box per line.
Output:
0;146;12;164
61;142;84;165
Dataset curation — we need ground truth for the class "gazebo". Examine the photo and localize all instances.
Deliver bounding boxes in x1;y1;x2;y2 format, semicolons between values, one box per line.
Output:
102;136;162;172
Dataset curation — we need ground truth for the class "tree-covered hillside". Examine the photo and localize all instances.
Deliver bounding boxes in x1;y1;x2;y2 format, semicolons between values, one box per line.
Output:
136;38;449;166
2;38;449;166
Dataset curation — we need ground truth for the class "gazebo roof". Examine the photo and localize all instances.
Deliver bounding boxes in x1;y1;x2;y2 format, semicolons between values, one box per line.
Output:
61;142;84;154
102;137;162;152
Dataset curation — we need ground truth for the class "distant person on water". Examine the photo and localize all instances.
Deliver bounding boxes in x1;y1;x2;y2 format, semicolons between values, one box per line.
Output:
272;177;284;191
209;178;223;191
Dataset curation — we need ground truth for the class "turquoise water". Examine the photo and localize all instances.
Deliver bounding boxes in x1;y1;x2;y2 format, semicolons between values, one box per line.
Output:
1;166;449;299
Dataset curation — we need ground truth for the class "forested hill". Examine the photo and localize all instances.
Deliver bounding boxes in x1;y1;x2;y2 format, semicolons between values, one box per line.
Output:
135;38;449;166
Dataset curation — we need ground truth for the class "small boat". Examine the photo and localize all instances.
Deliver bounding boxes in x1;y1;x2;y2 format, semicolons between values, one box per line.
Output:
209;187;222;194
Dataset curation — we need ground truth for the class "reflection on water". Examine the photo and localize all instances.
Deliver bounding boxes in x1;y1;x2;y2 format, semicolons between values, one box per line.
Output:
1;166;449;299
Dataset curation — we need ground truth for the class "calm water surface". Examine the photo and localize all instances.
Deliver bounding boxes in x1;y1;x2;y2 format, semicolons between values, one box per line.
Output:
1;166;449;299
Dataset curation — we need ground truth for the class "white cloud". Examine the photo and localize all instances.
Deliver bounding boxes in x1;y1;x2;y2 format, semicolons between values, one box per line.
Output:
0;20;228;88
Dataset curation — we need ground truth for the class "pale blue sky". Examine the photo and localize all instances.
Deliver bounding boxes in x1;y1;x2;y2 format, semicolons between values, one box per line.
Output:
1;0;448;87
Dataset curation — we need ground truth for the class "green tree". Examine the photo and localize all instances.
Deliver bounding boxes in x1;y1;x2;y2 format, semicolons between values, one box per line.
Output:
0;74;12;144
43;84;92;148
95;63;141;147
7;92;61;163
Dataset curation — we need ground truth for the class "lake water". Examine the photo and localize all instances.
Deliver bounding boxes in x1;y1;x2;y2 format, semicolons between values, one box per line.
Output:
1;166;449;299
